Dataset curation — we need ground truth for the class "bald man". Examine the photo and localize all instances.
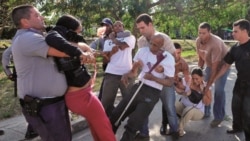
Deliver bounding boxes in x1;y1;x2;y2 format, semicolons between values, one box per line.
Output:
110;34;175;141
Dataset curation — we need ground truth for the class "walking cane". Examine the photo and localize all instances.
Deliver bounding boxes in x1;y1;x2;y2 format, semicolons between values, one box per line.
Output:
114;51;167;126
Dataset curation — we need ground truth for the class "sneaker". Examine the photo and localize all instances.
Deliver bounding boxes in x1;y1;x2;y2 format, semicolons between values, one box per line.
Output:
179;129;186;137
210;119;223;127
0;130;4;136
226;129;243;134
159;124;167;135
224;115;232;121
25;130;39;139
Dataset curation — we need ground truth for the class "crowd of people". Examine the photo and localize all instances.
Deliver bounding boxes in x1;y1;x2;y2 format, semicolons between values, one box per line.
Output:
1;3;250;141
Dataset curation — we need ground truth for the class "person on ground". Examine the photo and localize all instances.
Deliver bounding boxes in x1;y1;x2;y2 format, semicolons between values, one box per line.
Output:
109;34;175;141
196;22;230;127
45;14;116;141
101;20;135;116
215;19;250;140
135;13;178;139
175;67;212;137
11;4;72;141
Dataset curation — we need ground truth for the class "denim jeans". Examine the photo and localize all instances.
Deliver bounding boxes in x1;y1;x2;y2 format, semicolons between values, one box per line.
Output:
139;86;178;135
160;86;178;132
204;67;230;120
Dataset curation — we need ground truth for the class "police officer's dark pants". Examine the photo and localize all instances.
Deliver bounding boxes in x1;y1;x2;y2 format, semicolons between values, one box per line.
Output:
22;100;72;141
110;83;161;141
232;79;250;141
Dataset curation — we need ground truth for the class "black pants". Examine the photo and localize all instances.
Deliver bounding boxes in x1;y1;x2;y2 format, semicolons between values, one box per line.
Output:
232;79;250;141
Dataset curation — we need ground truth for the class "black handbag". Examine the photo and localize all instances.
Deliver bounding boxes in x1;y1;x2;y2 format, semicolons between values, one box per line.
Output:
188;89;203;104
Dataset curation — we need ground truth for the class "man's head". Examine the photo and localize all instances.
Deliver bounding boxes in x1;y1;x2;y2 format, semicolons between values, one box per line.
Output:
100;18;113;35
232;19;250;42
198;22;211;44
174;42;182;62
113;21;124;33
11;5;45;30
149;34;164;54
136;13;155;39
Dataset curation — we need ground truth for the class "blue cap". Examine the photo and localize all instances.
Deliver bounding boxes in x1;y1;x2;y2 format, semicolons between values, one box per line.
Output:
100;18;113;26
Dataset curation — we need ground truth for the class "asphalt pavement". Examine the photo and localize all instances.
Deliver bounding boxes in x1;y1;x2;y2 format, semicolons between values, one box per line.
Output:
0;64;246;141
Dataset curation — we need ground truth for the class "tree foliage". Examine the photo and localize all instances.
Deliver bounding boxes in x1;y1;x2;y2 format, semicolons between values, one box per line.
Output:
1;0;250;39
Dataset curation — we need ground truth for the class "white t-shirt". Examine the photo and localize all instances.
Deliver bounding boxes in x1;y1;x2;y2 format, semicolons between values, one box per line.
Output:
103;35;136;75
133;47;175;90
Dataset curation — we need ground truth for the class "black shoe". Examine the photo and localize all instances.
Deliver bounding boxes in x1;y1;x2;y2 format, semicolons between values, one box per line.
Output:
0;130;4;136
135;133;150;140
160;124;167;135
226;129;243;134
171;131;179;140
25;130;39;139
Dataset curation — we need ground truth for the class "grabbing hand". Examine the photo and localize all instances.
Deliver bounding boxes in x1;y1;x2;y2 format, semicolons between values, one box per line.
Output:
121;73;130;87
143;73;154;81
110;46;119;55
80;52;96;64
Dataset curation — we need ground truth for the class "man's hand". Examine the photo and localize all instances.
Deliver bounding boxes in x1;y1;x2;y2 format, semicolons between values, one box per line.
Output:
110;46;119;55
143;73;154;81
121;73;130;87
8;74;16;81
80;52;96;64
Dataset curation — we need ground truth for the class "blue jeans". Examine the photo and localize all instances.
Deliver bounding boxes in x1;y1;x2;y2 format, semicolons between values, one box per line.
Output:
204;67;230;120
160;86;178;132
139;86;178;135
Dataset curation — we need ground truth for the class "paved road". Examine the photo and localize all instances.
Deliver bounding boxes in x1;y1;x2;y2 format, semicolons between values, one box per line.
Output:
72;64;245;141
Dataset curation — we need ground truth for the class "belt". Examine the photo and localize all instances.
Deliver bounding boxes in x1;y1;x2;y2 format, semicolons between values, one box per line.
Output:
20;96;64;107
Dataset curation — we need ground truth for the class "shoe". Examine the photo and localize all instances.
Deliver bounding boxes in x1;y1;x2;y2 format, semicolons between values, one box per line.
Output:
160;124;167;135
226;129;243;134
203;114;210;119
0;130;4;136
210;119;223;127
25;130;39;139
135;133;150;139
171;131;180;139
179;129;186;137
224;115;232;121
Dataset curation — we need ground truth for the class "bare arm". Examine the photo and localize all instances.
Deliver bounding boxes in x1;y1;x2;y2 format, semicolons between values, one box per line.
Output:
121;60;142;87
202;87;212;106
206;61;220;89
198;54;205;69
214;63;231;82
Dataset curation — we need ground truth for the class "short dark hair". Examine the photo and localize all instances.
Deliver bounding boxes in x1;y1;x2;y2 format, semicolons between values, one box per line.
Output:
136;13;153;25
56;15;81;31
233;19;250;33
11;5;34;28
199;22;211;32
174;42;182;49
191;67;203;77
